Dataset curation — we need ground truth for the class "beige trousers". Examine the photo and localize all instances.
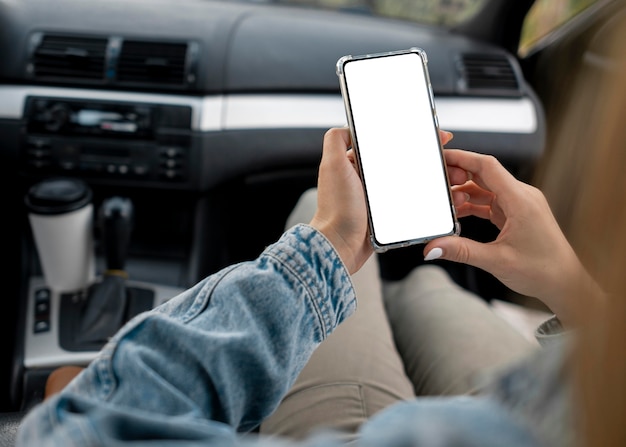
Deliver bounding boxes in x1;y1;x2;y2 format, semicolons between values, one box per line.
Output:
260;189;535;441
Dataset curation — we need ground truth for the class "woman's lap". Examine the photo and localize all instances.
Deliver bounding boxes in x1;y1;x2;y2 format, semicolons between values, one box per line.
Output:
260;188;535;440
383;265;536;396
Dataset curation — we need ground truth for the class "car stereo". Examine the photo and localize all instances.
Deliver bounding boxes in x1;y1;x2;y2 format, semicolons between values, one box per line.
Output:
21;97;193;183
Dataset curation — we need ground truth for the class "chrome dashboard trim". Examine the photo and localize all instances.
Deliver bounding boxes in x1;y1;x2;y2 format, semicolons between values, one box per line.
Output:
0;86;537;134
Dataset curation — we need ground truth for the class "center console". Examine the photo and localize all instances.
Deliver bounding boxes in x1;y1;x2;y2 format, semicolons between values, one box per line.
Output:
22;177;187;372
15;94;202;410
24;277;183;369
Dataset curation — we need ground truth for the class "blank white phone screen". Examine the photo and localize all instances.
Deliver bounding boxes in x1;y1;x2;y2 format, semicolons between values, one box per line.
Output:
344;52;455;246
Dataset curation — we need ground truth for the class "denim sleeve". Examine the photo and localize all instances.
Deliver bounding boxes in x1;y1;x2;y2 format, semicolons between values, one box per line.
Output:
16;224;357;447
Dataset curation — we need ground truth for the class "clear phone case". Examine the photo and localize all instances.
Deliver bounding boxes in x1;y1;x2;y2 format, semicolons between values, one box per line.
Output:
336;47;460;253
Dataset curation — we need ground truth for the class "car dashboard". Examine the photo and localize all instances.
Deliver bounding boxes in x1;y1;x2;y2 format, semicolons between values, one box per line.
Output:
0;0;545;412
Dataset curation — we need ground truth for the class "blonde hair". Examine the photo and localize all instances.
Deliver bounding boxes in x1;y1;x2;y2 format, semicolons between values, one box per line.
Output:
535;17;626;447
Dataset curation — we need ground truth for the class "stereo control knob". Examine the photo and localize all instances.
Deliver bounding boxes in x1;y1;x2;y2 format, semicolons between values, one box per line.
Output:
44;103;71;132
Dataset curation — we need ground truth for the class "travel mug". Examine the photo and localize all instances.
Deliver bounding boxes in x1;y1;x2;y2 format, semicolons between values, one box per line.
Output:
25;177;95;292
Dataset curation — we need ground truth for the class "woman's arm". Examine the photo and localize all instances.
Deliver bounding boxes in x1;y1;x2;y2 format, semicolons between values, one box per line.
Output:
16;127;372;446
17;225;357;446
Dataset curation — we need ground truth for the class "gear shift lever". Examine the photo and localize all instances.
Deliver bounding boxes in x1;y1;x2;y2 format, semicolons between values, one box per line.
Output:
77;197;134;344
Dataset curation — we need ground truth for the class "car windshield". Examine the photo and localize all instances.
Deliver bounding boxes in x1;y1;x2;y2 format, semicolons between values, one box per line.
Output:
238;0;488;27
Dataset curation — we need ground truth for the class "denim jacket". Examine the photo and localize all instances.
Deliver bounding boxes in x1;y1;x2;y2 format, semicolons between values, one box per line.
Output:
16;224;572;447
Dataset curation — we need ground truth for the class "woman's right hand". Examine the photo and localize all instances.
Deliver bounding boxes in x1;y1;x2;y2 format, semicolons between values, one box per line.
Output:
309;128;372;275
424;149;601;325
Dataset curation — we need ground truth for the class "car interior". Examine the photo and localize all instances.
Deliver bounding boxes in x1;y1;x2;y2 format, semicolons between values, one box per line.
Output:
0;0;624;443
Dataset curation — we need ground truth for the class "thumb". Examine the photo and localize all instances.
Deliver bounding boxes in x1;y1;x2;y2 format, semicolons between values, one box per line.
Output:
322;128;351;161
423;236;494;273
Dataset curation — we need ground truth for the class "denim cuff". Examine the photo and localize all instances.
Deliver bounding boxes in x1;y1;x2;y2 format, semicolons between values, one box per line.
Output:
264;224;357;340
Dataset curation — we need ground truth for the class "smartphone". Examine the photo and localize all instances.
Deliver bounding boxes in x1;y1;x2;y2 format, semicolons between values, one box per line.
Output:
336;47;459;252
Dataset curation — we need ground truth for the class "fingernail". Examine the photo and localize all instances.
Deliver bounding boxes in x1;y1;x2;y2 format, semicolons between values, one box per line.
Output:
424;247;443;261
445;131;454;139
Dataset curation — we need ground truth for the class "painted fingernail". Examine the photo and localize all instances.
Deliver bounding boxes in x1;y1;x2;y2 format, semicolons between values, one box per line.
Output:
424;247;443;261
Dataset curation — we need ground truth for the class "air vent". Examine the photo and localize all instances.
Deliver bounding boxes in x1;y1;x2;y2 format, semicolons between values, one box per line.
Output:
29;34;108;80
117;41;190;86
458;53;521;95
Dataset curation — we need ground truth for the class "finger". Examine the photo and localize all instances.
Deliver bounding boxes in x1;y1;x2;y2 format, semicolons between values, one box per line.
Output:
321;128;353;170
323;128;351;157
453;182;495;206
423;235;498;274
455;201;506;229
346;148;357;164
451;190;469;209
447;165;471;186
443;149;519;196
454;203;493;221
439;130;454;146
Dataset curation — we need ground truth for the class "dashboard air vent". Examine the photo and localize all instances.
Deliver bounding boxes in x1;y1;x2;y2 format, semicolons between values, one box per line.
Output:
458;53;521;95
117;41;190;86
30;34;108;80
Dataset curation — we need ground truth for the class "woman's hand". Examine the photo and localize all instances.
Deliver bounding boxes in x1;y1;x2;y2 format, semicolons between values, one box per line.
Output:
424;149;600;324
309;128;371;274
311;128;454;275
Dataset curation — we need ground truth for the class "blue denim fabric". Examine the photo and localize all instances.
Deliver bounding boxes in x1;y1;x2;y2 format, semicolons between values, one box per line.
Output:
16;224;565;447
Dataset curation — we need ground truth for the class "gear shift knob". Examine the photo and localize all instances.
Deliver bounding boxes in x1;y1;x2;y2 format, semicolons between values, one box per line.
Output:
99;197;134;272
